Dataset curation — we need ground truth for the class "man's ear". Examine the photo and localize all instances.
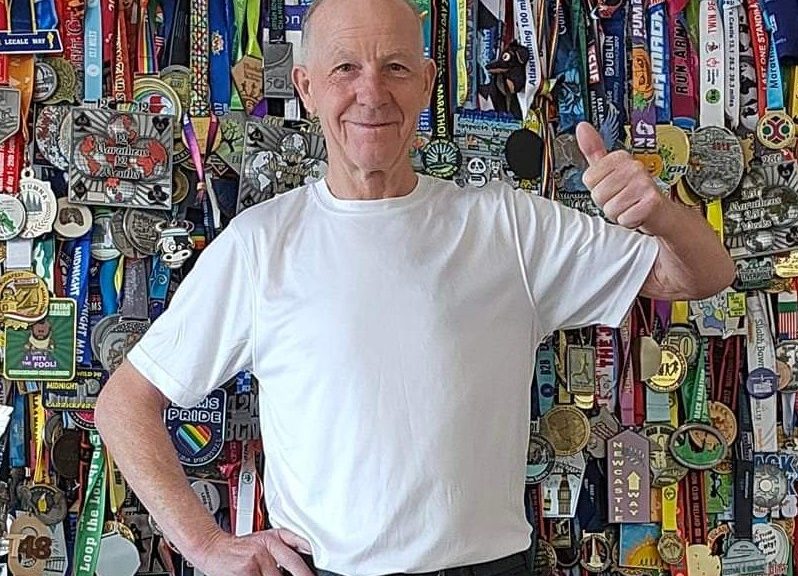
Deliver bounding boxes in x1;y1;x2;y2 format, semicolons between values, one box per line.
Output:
292;65;316;115
420;58;437;109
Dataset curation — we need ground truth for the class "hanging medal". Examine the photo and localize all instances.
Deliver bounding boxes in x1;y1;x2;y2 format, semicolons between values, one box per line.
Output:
422;0;462;179
755;7;796;152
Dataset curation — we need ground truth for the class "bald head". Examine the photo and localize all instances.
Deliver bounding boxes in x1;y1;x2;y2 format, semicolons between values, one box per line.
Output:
300;0;424;62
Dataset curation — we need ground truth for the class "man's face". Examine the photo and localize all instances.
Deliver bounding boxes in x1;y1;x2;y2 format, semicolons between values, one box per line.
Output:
293;0;436;175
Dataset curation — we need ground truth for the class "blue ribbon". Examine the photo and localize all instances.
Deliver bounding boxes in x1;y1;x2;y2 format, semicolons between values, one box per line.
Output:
209;0;233;115
534;338;556;416
148;255;170;321
84;0;103;101
99;259;120;316
9;391;26;468
67;234;92;367
34;0;57;29
649;0;671;123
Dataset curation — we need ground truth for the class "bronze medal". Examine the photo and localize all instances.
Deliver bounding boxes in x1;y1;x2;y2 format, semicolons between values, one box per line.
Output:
541;405;590;456
0;270;49;326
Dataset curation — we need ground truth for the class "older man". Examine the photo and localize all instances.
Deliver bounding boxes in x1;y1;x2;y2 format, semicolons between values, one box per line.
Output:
94;0;735;575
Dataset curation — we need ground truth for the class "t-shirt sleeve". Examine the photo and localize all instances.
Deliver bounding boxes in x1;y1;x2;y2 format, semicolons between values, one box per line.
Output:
511;188;660;335
126;222;255;407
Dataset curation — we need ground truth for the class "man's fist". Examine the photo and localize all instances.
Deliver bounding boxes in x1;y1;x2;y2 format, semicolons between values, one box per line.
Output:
576;121;664;232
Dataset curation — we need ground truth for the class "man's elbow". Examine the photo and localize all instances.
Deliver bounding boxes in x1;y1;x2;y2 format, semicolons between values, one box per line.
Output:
95;362;167;441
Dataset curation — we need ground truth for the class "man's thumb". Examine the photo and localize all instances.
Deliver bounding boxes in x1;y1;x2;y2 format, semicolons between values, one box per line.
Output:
576;121;608;166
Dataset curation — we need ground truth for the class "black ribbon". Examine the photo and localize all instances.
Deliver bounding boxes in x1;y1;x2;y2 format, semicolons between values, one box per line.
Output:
734;379;754;540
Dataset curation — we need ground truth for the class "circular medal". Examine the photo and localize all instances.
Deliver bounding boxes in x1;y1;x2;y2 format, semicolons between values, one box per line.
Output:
532;540;557;576
686;544;721;576
123;209;169;256
757;110;796;150
43;57;78;104
160;65;192;110
777;359;793;390
504;129;544;180
18;168;56;239
689;401;737;451
0;270;49;325
753;463;788;509
752;523;791;571
34;107;68;170
655;124;690;185
669;423;728;470
33;61;58;102
642;424;688;487
722;541;767;576
100;319;150;373
68;410;96;431
579;533;612;573
746;367;779;399
0;194;26;240
661;324;699;366
91;211;121;261
51;429;81;479
172;168;190;204
632;151;664;179
526;431;555;484
95;530;141;576
645;344;687;392
541;405;590;456
91;314;121;361
110;210;145;259
25;484;67;526
658;532;686;565
421;139;462;179
133;77;183;118
685;126;744;199
53;197;92;239
191;480;222;515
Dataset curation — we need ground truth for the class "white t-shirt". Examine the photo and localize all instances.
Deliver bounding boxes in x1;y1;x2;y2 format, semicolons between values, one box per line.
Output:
127;175;659;576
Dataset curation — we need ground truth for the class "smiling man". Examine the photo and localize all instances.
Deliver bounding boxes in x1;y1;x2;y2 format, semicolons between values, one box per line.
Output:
95;1;735;576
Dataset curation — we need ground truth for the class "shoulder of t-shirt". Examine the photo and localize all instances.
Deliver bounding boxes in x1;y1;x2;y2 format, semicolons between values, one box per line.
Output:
231;183;314;233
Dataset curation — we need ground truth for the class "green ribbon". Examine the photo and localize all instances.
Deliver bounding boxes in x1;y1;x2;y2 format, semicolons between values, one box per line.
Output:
73;431;107;576
245;0;262;59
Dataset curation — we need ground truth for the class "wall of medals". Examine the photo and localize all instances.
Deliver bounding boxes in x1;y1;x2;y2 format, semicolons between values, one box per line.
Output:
0;0;798;574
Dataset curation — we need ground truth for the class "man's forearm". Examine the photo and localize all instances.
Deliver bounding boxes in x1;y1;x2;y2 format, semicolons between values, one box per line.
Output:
95;362;223;562
641;199;736;300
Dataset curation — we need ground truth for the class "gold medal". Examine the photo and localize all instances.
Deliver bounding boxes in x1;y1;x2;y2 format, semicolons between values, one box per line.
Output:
0;270;49;326
645;345;687;392
541;405;590;456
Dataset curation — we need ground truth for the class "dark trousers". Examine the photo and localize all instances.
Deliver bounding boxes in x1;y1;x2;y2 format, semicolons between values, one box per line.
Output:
295;545;534;576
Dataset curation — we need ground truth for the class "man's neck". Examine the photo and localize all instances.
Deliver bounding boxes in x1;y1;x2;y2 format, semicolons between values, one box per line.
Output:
325;163;419;200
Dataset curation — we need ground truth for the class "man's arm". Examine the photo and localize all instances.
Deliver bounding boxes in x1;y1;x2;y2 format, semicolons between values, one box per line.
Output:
95;361;314;576
576;122;736;301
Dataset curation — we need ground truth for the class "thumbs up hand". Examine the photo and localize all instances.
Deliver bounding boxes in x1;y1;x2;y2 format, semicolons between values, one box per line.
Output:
576;121;663;233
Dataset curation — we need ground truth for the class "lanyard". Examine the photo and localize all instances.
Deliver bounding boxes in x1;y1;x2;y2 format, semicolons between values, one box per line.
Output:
668;8;697;129
73;432;108;576
514;0;542;118
84;0;102;101
209;0;233;115
698;0;724;127
747;0;769;117
746;291;779;452
602;4;627;130
723;0;741;129
584;0;610;129
189;0;211;115
649;0;671;123
628;0;658;153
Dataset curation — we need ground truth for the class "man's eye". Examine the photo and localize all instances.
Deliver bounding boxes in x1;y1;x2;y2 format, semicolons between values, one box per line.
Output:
390;63;408;72
333;63;355;74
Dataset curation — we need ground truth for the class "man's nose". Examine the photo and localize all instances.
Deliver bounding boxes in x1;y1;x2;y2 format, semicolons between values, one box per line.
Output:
354;68;390;108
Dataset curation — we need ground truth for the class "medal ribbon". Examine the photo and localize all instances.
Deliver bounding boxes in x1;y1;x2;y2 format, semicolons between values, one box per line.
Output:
112;5;132;102
602;4;627;130
148;255;170;321
136;0;157;75
514;0;542;118
629;0;657;151
101;0;116;74
619;314;636;426
189;0;211;115
209;0;233;115
747;0;769;116
594;325;618;411
34;0;57;29
762;6;784;111
685;470;707;543
455;0;467;106
534;337;556;416
723;0;741;128
584;0;610;129
698;0;724;127
9;0;34;31
746;291;778;452
73;432;107;576
431;0;453;141
67;234;91;367
9;390;25;468
649;0;671;123
28;392;46;483
235;440;258;536
734;377;754;539
84;0;102;102
668;9;697;129
245;0;262;57
0;56;32;194
551;0;587;133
